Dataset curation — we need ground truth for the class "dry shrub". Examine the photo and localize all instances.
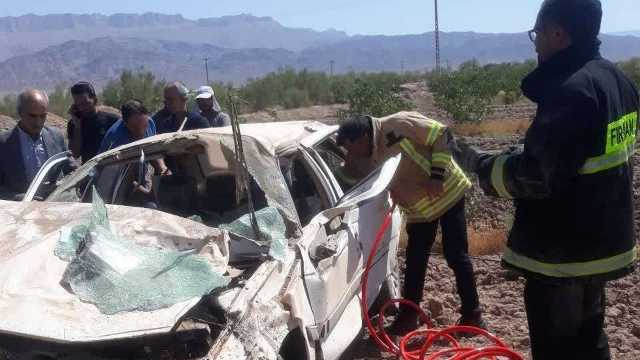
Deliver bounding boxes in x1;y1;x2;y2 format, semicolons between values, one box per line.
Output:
0;114;15;131
46;112;67;130
467;228;507;256
452;118;531;137
398;220;507;256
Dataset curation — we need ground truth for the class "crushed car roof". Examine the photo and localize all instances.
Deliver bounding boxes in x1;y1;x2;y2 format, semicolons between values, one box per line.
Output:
96;120;332;160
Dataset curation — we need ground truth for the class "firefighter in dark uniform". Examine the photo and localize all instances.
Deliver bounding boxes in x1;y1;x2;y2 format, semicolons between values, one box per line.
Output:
457;1;639;359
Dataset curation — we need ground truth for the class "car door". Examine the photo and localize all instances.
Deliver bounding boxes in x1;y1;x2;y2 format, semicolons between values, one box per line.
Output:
302;130;402;309
23;151;73;202
27;151;133;205
297;146;401;359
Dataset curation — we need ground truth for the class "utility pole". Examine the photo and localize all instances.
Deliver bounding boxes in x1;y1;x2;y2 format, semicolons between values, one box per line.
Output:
434;0;441;72
330;60;335;76
203;57;210;84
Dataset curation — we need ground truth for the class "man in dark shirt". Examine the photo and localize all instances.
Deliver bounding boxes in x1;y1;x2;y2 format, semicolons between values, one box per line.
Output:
195;86;231;127
66;81;119;163
152;82;210;134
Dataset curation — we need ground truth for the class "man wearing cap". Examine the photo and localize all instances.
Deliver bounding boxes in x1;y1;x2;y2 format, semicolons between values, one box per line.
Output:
67;81;120;164
152;82;210;134
457;1;638;358
195;86;231;127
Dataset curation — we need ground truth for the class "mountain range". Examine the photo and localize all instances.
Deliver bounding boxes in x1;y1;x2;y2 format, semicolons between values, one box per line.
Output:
0;13;347;61
612;30;640;37
0;13;638;93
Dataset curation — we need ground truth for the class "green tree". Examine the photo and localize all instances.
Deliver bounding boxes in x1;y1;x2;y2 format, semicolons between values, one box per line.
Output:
209;81;235;112
619;58;640;87
429;60;535;122
237;68;423;112
48;84;73;118
102;70;166;111
429;60;495;122
338;78;414;119
0;94;18;118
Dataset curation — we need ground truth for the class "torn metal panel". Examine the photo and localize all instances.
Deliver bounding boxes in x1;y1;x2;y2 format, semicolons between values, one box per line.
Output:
209;299;291;360
208;237;303;359
222;207;288;263
233;299;290;359
0;200;230;343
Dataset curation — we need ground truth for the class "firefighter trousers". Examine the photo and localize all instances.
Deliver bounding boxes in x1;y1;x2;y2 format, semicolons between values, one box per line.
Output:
525;277;610;360
403;197;481;317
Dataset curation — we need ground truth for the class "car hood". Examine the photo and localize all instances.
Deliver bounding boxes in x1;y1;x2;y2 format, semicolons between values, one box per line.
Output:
0;200;230;344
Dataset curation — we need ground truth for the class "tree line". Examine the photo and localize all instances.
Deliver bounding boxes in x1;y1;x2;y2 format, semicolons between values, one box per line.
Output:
0;58;638;123
0;69;421;120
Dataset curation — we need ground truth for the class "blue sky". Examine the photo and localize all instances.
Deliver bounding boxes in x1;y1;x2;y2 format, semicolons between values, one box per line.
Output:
0;0;636;35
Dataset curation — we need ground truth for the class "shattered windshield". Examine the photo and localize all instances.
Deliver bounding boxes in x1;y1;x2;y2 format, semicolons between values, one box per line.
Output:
56;188;230;315
47;133;298;262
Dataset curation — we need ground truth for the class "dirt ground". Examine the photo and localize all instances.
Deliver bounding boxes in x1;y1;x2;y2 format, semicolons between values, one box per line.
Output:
346;136;640;360
347;253;640;360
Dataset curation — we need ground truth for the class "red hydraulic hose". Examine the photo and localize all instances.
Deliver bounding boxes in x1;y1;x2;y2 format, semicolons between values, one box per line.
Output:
360;205;525;360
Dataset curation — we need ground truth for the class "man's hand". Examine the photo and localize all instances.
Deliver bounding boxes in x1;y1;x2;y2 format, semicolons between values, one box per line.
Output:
425;179;444;197
153;159;172;176
132;181;152;194
158;166;172;176
453;139;482;174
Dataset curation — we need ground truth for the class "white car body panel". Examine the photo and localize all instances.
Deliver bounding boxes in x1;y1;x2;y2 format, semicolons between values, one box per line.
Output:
8;122;402;360
0;201;229;343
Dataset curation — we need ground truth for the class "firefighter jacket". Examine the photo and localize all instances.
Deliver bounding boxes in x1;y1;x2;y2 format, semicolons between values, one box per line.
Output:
476;44;639;281
351;111;472;222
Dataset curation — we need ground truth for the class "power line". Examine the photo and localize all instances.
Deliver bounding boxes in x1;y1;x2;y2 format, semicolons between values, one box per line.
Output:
203;57;210;84
434;0;441;71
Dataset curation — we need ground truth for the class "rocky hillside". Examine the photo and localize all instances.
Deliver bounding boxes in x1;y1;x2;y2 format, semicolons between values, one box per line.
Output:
0;13;348;60
2;13;640;92
0;37;297;91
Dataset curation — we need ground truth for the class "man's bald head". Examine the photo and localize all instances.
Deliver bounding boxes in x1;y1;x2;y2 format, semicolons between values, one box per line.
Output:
17;89;49;138
164;81;189;115
17;89;48;115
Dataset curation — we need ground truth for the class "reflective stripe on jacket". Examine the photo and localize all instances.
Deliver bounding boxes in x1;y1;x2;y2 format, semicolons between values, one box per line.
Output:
372;112;471;222
477;45;638;280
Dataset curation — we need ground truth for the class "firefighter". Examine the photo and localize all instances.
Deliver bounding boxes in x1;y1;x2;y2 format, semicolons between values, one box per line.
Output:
336;112;486;332
456;0;639;358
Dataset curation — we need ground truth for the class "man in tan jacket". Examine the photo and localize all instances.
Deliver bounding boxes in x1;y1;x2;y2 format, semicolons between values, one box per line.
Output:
336;112;485;331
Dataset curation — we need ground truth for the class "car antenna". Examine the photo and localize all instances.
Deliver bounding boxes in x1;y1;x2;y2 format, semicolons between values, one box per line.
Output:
228;94;261;241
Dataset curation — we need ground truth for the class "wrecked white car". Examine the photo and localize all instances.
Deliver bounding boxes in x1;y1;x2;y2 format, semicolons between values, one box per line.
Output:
0;121;402;360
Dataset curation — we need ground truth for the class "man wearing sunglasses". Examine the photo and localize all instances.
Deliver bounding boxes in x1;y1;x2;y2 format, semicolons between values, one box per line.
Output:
457;0;639;359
